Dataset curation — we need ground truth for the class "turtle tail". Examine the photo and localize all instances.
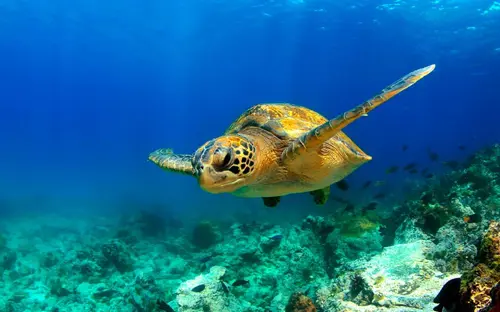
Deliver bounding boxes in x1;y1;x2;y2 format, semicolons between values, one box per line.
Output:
149;148;194;175
281;64;436;163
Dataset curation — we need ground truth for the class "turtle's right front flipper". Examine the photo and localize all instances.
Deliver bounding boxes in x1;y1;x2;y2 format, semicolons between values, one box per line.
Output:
149;148;195;176
281;64;436;163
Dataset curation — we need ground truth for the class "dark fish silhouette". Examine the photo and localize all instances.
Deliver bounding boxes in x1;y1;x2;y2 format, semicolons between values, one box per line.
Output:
373;192;386;199
220;281;230;294
464;213;481;224
386;166;399;174
408;169;418;174
336;180;349;191
232;280;250;287
200;254;213;263
362;181;372;189
443;160;460;170
428;150;439;161
421;193;433;205
402;144;408;151
403;162;417;171
191;284;206;292
157;299;175;312
331;195;349;204
344;203;355;212
458;145;466;151
270;234;283;241
424;173;434;179
362;202;378;214
433;277;461;312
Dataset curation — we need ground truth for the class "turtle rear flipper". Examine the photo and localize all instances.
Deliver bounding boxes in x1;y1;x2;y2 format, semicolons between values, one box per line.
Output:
281;64;435;163
310;186;330;205
149;148;194;175
262;196;281;207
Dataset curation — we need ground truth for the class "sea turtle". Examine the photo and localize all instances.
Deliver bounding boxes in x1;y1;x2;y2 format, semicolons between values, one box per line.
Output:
149;64;435;207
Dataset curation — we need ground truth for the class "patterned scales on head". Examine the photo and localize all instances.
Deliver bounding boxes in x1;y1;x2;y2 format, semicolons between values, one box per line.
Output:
149;65;436;207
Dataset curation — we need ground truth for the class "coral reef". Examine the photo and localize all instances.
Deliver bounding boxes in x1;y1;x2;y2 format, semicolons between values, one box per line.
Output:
316;240;458;311
460;221;500;311
191;221;219;249
0;144;499;311
285;292;316;312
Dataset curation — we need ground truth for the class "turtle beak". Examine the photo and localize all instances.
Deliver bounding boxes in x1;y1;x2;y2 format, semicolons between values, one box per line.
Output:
198;166;231;194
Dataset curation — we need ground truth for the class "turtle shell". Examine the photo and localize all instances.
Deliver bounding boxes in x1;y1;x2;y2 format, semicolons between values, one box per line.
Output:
225;103;329;140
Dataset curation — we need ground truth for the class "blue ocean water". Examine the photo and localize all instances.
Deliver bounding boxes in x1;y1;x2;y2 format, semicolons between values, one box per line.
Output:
0;0;499;220
0;1;499;310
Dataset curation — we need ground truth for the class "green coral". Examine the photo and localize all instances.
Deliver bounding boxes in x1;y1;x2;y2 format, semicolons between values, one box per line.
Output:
479;221;500;271
460;221;500;310
192;221;218;249
340;215;379;238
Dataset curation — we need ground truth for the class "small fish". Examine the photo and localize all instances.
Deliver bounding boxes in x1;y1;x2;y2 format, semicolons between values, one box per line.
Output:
403;162;417;171
336;180;349;191
373;192;386;199
200;254;213;263
362;181;372;189
433;278;461;312
373;180;386;187
408;169;418;174
344;203;355;212
421;168;429;175
464;213;481;224
232;280;250;287
428;150;439;161
458;145;466;151
402;144;408;151
447;192;458;200
386;166;399;174
442;160;460;170
421;193;433;205
220;281;230;294
191;284;206;292
362;202;378;214
331;196;349;204
157;299;175;312
424;173;434;179
270;234;283;241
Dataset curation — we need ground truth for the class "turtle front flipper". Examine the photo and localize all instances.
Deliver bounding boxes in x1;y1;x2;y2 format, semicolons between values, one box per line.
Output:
310;186;330;205
149;148;194;176
281;64;436;163
262;197;281;207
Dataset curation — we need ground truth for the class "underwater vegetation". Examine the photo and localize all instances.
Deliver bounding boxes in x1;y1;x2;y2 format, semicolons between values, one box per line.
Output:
433;221;500;312
191;221;219;250
0;144;499;311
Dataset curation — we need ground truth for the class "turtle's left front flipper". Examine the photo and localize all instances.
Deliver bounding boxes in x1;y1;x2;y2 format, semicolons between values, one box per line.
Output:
281;64;436;163
149;148;195;176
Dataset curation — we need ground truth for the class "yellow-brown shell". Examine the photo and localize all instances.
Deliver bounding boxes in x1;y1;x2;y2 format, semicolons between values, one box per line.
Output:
225;103;329;140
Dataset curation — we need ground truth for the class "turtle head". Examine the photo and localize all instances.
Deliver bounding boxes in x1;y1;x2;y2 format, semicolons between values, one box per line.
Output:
192;135;257;194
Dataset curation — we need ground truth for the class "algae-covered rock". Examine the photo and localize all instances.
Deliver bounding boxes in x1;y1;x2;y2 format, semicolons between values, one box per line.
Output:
459;221;500;311
317;240;456;311
285;292;317;312
176;266;241;312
